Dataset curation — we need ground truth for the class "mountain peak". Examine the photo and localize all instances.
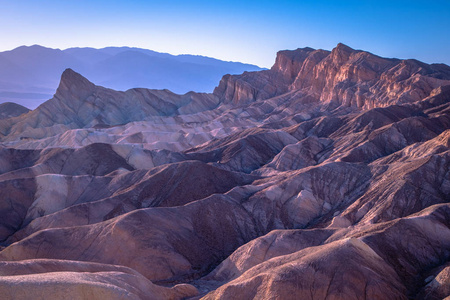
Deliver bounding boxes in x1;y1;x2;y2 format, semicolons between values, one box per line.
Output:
55;68;96;100
330;43;356;63
335;42;353;50
271;47;316;80
60;68;86;82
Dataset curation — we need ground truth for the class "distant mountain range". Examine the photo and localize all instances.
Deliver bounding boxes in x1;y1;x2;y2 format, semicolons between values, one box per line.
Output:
0;45;264;109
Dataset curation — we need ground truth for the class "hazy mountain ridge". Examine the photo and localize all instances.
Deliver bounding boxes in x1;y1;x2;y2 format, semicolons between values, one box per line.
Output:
0;44;449;300
0;45;264;109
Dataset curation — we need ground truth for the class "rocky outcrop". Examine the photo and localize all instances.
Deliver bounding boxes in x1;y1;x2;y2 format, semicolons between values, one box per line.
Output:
214;43;450;109
213;47;318;104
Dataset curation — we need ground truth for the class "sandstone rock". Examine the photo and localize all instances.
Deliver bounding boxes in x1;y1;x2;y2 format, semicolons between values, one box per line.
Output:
214;43;450;109
213;47;317;105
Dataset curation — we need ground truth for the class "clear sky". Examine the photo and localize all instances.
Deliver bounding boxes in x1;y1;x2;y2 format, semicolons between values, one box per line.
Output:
1;0;449;68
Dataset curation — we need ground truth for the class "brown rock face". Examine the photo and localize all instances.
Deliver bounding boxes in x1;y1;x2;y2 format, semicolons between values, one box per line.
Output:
0;44;449;300
214;43;450;109
213;47;317;104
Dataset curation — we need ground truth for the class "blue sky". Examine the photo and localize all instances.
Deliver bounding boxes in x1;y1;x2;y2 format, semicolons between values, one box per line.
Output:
1;0;449;67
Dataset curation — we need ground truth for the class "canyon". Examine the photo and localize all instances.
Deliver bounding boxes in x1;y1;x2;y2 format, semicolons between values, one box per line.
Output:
0;43;449;299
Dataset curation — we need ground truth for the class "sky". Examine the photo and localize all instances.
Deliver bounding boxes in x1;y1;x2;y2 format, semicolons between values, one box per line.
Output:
0;0;449;68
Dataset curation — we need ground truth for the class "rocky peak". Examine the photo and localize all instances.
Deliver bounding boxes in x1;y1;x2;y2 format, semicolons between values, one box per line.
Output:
54;68;96;101
330;43;357;64
290;49;330;90
213;47;318;104
271;47;315;81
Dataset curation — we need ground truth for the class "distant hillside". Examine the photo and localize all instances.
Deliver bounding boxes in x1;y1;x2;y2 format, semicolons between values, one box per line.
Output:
0;45;264;109
0;102;30;119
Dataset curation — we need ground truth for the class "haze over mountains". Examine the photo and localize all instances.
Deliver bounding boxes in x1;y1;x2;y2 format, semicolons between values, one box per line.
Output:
0;43;449;299
0;45;263;109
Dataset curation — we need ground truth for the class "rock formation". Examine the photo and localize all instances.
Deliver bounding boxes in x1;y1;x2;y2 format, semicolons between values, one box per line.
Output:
214;43;450;109
0;43;449;299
